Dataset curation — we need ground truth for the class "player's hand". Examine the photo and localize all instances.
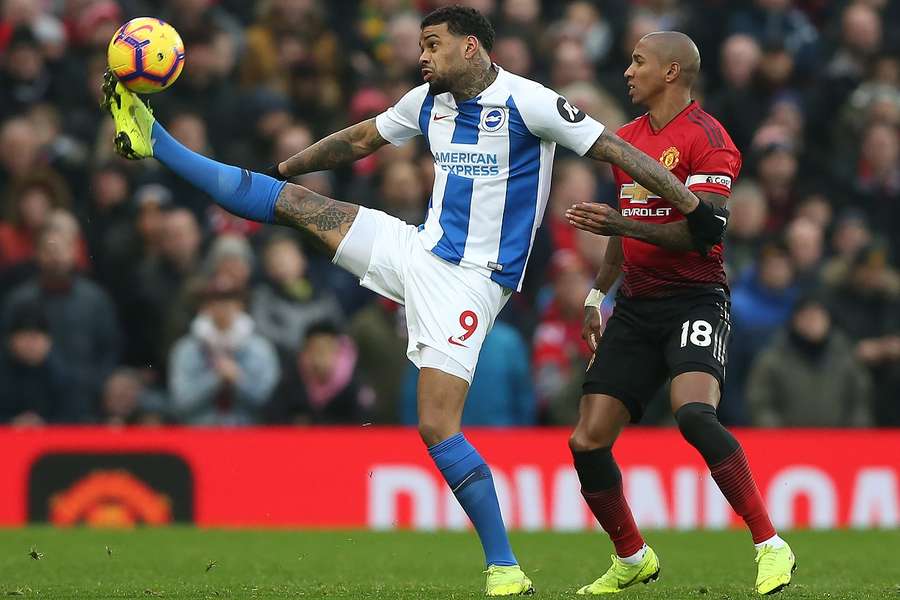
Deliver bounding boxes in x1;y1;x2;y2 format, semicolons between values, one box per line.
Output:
582;305;604;353
566;203;627;236
213;355;242;384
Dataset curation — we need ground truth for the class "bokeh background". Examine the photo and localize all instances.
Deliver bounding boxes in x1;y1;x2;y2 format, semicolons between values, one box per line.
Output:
1;0;899;430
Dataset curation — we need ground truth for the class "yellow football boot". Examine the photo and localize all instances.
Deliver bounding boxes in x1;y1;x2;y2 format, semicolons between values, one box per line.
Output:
755;542;796;595
577;547;660;594
100;70;156;160
484;564;534;596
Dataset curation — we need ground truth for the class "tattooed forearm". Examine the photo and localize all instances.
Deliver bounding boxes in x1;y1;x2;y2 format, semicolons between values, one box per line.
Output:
588;131;699;215
274;184;359;253
618;192;728;252
281;118;388;177
620;220;695;251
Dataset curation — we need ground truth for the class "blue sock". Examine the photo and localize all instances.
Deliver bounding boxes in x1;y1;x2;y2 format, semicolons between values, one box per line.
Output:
428;433;517;567
150;121;286;223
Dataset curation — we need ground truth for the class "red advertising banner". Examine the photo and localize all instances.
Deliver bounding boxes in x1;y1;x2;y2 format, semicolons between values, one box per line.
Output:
2;427;898;530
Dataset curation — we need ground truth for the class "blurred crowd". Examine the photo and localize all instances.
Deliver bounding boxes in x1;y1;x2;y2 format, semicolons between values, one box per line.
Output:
1;0;899;428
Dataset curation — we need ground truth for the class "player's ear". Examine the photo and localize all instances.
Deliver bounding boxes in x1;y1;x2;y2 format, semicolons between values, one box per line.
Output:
464;34;479;59
666;62;681;83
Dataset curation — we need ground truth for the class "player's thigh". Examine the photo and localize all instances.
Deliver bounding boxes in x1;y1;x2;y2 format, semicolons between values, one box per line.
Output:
570;393;632;451
404;248;510;384
663;294;731;405
279;183;360;254
334;207;418;304
582;306;668;424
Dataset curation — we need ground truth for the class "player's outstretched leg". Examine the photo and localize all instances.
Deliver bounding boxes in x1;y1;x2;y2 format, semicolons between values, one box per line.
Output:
419;367;533;596
569;394;660;595
671;374;795;595
101;72;358;255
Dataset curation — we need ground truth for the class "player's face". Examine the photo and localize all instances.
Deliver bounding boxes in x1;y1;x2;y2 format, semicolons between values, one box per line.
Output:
419;24;468;95
624;41;667;105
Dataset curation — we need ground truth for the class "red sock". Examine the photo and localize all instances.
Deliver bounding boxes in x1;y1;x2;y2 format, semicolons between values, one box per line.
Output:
710;448;776;544
583;483;645;557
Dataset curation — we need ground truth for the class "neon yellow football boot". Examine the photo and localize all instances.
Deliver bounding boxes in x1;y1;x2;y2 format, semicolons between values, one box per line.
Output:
100;70;156;160
484;564;534;596
755;542;796;595
577;547;660;594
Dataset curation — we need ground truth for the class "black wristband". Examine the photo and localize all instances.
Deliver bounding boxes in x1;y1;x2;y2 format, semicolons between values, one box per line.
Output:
685;200;727;255
264;163;287;181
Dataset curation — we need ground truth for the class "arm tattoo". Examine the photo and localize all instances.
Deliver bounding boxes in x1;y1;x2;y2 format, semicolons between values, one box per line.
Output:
588;131;699;215
281;118;388;177
274;184;359;245
618;191;728;252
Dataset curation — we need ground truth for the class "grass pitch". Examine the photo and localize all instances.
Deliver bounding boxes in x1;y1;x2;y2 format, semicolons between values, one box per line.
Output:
0;528;897;599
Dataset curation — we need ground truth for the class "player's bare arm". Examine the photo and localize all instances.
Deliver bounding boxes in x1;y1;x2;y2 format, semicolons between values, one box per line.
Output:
276;118;389;177
274;184;359;253
586;130;699;215
582;236;622;352
567;191;728;253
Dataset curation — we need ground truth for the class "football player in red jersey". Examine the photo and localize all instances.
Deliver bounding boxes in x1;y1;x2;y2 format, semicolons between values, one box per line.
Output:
564;32;796;596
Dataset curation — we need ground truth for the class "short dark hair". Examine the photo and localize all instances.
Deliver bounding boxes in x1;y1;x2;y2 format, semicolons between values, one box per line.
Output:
421;6;495;52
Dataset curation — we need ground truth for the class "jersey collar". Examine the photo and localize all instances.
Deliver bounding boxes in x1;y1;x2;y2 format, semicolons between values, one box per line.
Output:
646;100;698;135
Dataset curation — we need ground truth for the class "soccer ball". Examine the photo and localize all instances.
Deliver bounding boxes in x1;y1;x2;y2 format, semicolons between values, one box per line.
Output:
107;17;185;94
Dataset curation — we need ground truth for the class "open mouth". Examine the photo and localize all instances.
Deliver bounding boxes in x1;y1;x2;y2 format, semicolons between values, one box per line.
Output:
422;70;433;82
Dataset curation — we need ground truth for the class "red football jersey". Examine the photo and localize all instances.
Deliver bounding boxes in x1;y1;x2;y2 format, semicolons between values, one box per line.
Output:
612;101;741;298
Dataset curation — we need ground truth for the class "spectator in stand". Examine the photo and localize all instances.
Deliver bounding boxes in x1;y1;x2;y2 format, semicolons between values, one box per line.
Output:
169;274;279;425
0;27;54;121
2;217;120;418
706;34;764;152
251;233;343;354
493;34;533;79
0;116;42;191
0;169;80;276
131;207;202;372
728;0;819;75
724;181;768;278
822;209;873;285
0;300;74;424
532;249;594;425
100;367;168;426
785;217;825;293
267;320;374;424
851;123;900;259
377;159;427;224
546;159;598;255
725;241;799;423
754;139;800;233
349;298;408;424
825;4;883;107
824;243;900;425
747;295;871;427
80;161;132;285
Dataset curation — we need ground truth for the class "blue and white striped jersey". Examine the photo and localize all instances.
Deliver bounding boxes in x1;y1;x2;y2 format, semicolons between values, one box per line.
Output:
375;66;605;291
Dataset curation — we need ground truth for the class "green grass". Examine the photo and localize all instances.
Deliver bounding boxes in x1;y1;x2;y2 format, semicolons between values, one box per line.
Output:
0;528;898;599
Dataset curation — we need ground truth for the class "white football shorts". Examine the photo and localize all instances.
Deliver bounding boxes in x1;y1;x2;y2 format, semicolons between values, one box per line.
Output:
333;206;511;383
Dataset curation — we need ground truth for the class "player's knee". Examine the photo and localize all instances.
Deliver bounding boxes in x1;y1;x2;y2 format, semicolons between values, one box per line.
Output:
675;402;738;462
417;418;458;447
568;427;615;453
674;402;718;441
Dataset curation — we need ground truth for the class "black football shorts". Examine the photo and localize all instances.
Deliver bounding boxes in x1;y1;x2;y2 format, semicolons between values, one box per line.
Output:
583;288;731;422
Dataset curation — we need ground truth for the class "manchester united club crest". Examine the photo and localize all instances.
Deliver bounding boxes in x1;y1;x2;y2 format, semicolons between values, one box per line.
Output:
660;146;680;170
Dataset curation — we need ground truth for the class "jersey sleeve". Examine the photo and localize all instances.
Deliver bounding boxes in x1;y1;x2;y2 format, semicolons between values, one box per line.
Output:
513;85;605;156
374;84;430;146
686;135;742;198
